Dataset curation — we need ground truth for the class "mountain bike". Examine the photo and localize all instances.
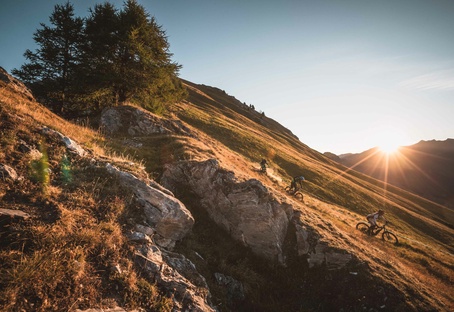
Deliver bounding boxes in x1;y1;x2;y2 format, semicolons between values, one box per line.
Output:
356;221;398;245
260;164;267;174
285;185;304;201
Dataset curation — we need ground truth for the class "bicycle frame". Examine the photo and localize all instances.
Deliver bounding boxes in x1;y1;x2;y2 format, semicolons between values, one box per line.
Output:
370;225;385;236
356;221;398;245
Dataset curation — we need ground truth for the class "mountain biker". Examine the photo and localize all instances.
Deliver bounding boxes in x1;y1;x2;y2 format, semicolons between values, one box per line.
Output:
290;175;305;193
366;209;387;233
260;159;268;172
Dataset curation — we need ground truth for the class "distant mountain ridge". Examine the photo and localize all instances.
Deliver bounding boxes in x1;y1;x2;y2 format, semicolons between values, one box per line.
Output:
333;139;454;208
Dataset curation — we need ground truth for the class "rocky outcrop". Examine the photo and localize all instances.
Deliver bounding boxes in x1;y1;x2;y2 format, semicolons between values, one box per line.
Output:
100;106;194;137
135;244;216;312
0;164;20;181
106;163;194;249
161;159;354;270
161;159;293;264
42;124;193;248
35;121;211;308
41;127;87;157
293;214;319;257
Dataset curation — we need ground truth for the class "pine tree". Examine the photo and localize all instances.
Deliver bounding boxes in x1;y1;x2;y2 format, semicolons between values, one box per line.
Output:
80;0;185;110
78;2;119;110
13;0;186;115
114;0;183;106
12;2;84;113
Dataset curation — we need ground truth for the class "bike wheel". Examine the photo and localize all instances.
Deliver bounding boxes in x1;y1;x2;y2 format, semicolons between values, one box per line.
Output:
356;222;370;234
382;231;398;245
294;191;304;201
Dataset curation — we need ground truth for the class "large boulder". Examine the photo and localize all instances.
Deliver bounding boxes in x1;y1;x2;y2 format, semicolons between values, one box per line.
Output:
135;244;216;312
161;159;354;270
100;106;194;137
106;163;194;248
160;159;293;264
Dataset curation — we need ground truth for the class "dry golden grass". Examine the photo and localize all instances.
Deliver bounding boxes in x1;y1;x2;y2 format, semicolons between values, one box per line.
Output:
0;84;174;311
0;83;147;170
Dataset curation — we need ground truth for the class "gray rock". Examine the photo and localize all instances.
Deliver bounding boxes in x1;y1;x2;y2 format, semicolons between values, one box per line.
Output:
0;164;19;181
161;159;293;264
162;249;209;289
106;163;194;249
134;224;155;236
293;211;352;269
0;208;30;221
100;106;194;138
161;159;353;270
41;127;86;157
135;245;216;312
126;231;153;244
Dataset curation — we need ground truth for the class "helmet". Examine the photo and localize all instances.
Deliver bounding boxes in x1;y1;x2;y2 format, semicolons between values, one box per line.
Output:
378;209;384;214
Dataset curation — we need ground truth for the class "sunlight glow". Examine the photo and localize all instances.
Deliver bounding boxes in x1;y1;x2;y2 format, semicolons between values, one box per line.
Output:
373;124;408;155
379;142;401;155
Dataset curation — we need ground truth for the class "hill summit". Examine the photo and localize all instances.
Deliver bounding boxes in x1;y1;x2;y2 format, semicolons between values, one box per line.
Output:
1;67;453;311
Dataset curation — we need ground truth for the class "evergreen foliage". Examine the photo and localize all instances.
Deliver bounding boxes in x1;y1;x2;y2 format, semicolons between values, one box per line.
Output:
12;0;186;116
12;2;84;113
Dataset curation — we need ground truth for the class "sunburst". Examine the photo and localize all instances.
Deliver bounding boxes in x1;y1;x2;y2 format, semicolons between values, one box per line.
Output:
379;142;401;155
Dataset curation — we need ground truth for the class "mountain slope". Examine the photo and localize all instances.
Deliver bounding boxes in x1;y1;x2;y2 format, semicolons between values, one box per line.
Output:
167;81;454;310
1;69;453;311
337;140;454;209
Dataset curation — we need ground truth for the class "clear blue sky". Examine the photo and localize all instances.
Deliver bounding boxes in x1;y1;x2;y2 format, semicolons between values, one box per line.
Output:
1;0;453;154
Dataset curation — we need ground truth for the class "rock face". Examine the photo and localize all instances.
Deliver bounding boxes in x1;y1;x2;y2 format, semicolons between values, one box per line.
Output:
100;106;194;137
106;163;194;249
161;159;293;264
135;244;216;312
161;159;354;270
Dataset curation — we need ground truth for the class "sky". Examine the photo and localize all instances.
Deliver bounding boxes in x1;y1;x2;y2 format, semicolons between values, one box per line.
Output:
1;0;453;154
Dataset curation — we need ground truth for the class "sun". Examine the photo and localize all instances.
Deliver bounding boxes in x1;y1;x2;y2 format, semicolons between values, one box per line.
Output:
378;142;401;155
373;124;407;155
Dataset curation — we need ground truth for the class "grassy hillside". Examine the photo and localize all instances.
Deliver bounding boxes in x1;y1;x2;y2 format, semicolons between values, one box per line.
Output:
169;81;454;310
0;75;174;310
1;74;453;311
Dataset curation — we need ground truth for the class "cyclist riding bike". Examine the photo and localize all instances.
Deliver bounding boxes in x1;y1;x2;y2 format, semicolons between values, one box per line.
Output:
289;175;305;194
260;159;268;173
367;209;387;233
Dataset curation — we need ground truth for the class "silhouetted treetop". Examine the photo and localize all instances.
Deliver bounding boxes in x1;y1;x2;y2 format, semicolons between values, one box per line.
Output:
13;0;186;116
